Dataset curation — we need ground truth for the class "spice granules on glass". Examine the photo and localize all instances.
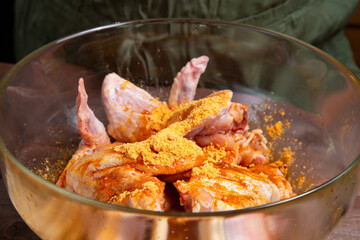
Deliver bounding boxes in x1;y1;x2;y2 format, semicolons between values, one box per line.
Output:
281;147;294;165
266;121;284;139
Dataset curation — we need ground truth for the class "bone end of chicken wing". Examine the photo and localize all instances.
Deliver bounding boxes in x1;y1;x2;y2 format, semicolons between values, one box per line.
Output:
56;78;110;187
77;78;110;147
169;56;209;109
190;102;249;150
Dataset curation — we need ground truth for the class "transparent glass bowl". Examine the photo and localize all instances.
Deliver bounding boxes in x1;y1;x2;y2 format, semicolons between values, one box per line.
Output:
1;19;360;240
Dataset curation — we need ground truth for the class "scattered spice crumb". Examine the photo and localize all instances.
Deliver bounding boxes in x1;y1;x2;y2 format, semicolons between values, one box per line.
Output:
266;121;284;139
281;147;294;165
264;115;273;123
295;175;305;187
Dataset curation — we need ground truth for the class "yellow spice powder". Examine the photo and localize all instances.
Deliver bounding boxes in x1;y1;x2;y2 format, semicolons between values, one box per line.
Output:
203;144;228;163
192;162;221;178
146;103;173;132
108;181;159;204
115;91;232;167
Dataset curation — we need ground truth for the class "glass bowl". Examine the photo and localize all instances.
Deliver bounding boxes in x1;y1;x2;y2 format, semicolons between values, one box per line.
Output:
1;19;360;240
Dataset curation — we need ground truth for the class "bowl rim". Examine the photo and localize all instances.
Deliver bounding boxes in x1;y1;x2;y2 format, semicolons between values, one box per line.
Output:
1;18;360;218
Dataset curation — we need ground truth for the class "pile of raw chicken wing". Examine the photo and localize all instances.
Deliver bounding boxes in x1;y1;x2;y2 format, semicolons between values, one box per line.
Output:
56;56;295;212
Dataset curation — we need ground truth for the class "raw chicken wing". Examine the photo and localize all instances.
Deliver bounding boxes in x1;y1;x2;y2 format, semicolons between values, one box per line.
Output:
249;162;295;199
56;78;110;187
174;162;281;212
237;129;270;166
191;102;248;149
102;73;170;143
169;56;209;109
66;153;166;211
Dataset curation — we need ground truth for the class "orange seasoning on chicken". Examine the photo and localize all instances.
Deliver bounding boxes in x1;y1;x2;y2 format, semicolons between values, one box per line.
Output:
114;91;232;170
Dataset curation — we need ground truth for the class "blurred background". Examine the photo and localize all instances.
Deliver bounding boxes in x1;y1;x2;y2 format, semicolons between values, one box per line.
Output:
0;1;15;63
346;6;360;67
0;1;360;68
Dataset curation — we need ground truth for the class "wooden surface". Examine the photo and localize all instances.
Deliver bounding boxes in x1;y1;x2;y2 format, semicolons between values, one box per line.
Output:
0;62;359;239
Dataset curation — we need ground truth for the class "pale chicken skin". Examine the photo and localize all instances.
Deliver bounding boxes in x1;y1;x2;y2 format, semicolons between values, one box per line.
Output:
174;163;289;212
56;78;110;188
58;56;296;212
57;78;165;211
62;87;234;210
101;56;209;143
65;149;166;211
102;73;170;143
237;129;270;166
169;55;209;109
249;163;295;200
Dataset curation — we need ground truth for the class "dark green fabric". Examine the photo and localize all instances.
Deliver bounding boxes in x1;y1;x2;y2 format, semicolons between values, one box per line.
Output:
14;0;360;77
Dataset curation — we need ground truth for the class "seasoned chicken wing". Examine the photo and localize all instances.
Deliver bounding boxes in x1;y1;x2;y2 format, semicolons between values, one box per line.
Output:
169;56;209;109
62;90;233;210
174;162;281;212
65;154;166;211
190;102;249;149
186;100;268;167
56;78;110;187
58;55;296;212
237;129;270;166
102;73;171;143
249;162;295;200
102;56;208;142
